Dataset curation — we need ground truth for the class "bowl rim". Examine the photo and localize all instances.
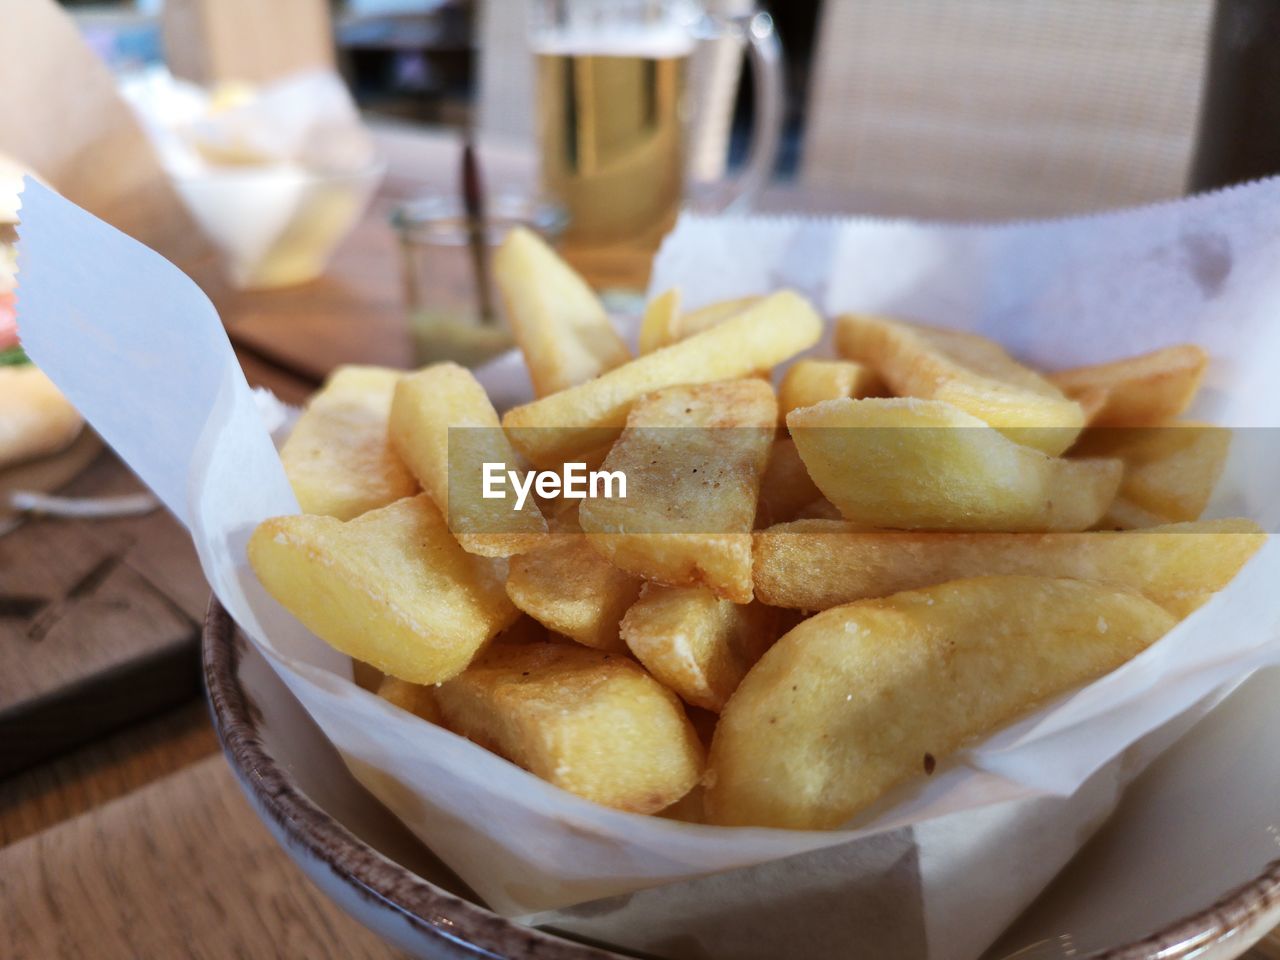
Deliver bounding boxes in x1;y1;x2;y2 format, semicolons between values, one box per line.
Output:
202;598;1280;960
202;599;622;960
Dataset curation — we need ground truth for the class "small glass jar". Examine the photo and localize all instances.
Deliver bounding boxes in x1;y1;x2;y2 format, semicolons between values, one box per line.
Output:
391;192;567;368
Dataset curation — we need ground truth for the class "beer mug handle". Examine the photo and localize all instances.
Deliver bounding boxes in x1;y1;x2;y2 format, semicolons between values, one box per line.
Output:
699;10;785;213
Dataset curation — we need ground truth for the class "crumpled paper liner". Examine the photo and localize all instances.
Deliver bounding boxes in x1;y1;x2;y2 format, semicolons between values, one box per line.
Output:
15;176;1280;959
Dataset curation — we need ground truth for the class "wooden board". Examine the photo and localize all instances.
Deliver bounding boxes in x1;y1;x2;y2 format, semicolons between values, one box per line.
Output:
0;448;206;777
0;755;403;959
0;340;313;779
0;700;217;848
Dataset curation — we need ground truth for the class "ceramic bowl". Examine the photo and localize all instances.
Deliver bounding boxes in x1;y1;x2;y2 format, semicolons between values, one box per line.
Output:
203;600;1280;960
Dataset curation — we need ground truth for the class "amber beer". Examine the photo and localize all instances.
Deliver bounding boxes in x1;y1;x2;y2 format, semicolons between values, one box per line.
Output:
535;40;691;289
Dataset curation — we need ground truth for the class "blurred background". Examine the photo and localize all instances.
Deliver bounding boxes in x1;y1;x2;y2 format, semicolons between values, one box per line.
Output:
68;0;819;179
58;0;1280;208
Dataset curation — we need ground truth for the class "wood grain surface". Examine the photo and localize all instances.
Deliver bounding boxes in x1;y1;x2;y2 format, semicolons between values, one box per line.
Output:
0;755;403;960
0;449;205;776
0;348;312;779
0;700;215;848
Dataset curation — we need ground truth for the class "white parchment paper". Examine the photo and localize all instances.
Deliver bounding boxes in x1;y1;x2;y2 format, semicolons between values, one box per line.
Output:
15;177;1280;960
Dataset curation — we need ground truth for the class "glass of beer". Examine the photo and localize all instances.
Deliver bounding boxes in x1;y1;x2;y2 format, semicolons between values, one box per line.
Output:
530;0;784;291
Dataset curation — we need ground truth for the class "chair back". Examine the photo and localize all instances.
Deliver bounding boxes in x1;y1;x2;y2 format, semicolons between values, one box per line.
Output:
803;0;1214;219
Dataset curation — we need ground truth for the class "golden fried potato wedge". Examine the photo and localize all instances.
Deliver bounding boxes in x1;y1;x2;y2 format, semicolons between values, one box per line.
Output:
581;380;776;603
377;676;442;723
280;365;418;520
503;291;822;467
755;438;823;528
679;296;762;338
492;226;631;396
753;517;1264;618
788;398;1121;531
1050;345;1208;426
248;494;517;684
621;584;778;712
639;294;762;355
777;359;884;425
1073;423;1230;525
638;289;681;355
1097;497;1168;530
505;512;642;652
390;363;547;556
706;576;1176;828
835;314;1084;455
436;641;704;813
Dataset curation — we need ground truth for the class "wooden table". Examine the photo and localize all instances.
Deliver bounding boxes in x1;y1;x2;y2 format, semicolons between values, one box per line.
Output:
2;122;1277;960
0;751;402;959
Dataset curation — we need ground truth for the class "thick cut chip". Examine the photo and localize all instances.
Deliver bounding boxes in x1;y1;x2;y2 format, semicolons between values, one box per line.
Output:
640;293;761;354
706;576;1175;829
581;380;777;603
248;494;517;684
679;296;762;338
788;397;1121;531
1073;423;1230;526
390;363;546;556
1049;345;1208;426
505;511;642;652
377;676;442;723
1098;497;1169;530
777;359;884;424
621;584;779;712
755;438;823;528
835;314;1085;455
753;517;1264;618
435;641;704;813
492;226;631;396
503;291;822;467
280;365;417;519
638;289;681;355
637;293;757;358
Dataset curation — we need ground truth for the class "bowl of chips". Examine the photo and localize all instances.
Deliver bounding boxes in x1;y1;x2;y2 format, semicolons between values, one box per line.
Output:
207;228;1278;959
